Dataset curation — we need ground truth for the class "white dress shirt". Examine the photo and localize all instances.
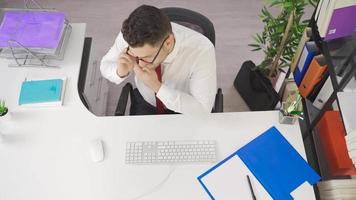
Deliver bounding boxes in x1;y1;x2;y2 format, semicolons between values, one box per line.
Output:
100;22;217;115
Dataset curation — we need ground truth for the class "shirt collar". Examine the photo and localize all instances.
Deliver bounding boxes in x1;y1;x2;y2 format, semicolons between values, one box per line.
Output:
162;26;180;64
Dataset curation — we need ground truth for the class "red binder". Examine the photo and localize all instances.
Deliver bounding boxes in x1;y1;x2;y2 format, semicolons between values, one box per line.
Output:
317;111;356;177
299;55;327;98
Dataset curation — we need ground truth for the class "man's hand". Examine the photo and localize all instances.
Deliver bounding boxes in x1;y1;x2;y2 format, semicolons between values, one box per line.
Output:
116;49;135;78
134;65;162;93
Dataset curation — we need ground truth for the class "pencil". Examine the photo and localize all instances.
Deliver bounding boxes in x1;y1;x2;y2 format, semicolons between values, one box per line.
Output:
247;175;257;200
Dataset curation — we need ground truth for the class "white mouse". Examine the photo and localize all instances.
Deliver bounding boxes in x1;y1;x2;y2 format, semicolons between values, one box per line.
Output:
90;139;104;163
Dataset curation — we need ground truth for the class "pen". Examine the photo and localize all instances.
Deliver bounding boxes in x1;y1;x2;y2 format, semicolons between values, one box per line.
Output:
247;175;257;200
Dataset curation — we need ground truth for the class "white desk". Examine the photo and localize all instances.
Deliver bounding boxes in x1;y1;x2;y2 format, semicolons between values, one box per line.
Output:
0;24;316;200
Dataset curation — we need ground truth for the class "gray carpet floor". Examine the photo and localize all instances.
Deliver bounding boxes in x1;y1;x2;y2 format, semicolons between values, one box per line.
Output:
2;0;314;115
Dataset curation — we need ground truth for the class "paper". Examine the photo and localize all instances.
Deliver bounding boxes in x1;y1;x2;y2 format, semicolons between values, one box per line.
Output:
291;181;312;199
0;10;65;49
198;154;271;200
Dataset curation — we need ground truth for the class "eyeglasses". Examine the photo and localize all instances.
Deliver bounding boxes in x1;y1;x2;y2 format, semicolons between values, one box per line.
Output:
126;35;169;65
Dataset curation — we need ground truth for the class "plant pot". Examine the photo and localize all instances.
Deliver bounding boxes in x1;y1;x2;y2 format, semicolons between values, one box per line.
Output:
279;102;298;125
234;60;280;111
0;108;11;120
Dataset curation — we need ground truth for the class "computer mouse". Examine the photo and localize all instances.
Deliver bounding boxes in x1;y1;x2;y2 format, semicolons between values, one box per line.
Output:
90;139;104;163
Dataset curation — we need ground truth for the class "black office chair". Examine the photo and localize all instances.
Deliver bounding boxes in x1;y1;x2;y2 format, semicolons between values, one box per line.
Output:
115;7;223;116
78;37;92;110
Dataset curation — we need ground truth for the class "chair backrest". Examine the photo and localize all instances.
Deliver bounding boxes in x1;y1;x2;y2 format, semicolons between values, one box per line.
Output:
78;37;92;110
161;7;215;46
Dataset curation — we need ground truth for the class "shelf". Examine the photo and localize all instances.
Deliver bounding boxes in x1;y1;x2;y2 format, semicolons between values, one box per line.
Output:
304;98;321;125
302;94;338;138
310;13;356;93
301;104;354;181
301;8;356;200
321;36;356;91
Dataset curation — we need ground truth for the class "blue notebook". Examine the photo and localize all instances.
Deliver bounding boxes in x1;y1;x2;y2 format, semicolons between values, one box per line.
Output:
198;126;320;200
19;79;63;105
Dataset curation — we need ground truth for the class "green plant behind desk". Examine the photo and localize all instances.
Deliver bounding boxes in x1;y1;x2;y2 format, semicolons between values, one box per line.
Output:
0;100;8;117
249;0;317;78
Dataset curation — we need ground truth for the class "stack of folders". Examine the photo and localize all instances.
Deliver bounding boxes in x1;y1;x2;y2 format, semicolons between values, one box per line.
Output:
314;0;356;41
318;179;356;200
293;41;319;86
0;9;71;60
18;78;67;107
291;27;312;73
317;111;356;177
338;92;356;166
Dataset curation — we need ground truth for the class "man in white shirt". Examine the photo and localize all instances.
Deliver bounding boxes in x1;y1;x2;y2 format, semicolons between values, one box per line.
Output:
100;5;217;115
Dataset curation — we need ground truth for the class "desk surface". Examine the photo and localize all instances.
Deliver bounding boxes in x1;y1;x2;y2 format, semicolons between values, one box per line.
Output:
0;24;315;200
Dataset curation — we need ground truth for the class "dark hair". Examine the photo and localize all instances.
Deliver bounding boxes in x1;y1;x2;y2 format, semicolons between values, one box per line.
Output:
121;5;172;47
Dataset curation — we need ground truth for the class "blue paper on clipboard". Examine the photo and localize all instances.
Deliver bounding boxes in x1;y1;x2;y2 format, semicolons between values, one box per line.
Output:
237;127;320;200
197;126;320;200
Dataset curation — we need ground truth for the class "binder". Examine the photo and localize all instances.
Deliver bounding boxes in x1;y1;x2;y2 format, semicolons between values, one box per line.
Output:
18;78;65;106
290;27;312;72
337;92;356;134
298;55;327;98
317;0;337;38
293;41;319;86
325;3;356;41
317;111;356;177
313;76;333;109
316;0;356;39
314;0;325;22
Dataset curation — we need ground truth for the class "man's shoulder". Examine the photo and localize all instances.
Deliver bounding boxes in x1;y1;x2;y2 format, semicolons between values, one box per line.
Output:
172;22;214;50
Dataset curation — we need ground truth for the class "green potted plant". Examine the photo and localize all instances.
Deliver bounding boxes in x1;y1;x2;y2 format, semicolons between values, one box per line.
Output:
0;100;8;117
0;100;9;141
234;0;317;111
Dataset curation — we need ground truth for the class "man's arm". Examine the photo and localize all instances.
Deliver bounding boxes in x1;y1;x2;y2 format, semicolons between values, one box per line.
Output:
157;46;217;115
100;32;131;84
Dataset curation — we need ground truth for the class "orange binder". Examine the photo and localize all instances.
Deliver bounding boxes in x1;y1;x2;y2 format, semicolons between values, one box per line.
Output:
317;111;356;177
299;55;327;98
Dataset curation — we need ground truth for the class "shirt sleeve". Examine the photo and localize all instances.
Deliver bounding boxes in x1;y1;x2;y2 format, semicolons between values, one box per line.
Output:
100;31;130;84
156;46;217;115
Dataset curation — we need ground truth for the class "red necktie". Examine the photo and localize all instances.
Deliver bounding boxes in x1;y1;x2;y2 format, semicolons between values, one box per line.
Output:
155;65;165;114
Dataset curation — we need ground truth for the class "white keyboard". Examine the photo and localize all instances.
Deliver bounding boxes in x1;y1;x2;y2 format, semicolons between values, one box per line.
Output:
125;140;217;164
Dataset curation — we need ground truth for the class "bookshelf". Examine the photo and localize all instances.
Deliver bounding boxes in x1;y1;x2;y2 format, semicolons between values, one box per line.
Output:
293;3;356;198
299;6;356;198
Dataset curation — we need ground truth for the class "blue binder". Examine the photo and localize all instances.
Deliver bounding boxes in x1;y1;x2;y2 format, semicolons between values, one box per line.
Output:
197;126;320;200
237;127;320;200
293;41;319;86
19;79;63;105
